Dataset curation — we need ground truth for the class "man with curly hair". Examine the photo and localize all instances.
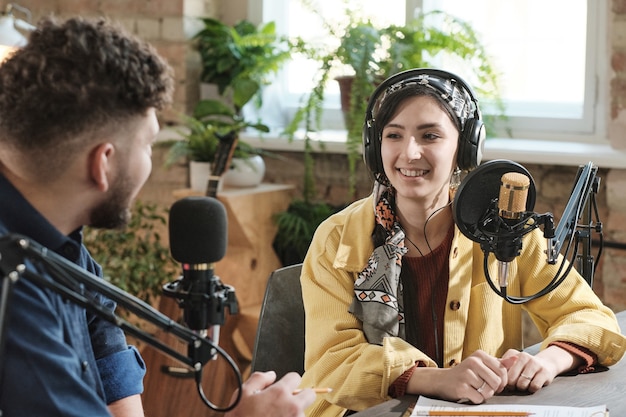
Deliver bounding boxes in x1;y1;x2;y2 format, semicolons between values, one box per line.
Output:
0;16;314;417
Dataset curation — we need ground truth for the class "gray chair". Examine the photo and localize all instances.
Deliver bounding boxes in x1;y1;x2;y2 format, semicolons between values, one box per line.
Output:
251;263;305;379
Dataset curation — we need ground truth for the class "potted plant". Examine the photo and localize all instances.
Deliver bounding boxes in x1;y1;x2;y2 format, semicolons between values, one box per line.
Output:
195;17;295;113
273;199;337;266
165;110;269;190
167;17;299;191
164;113;217;191
192;98;270;190
285;7;504;199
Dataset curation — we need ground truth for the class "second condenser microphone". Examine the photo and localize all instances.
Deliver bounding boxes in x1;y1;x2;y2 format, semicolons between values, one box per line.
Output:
165;196;238;337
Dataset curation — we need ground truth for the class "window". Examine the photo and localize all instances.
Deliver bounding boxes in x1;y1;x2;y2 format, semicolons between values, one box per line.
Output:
250;0;605;143
421;0;602;140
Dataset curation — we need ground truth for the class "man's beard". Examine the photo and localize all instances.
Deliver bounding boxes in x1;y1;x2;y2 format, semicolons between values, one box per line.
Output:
90;176;134;230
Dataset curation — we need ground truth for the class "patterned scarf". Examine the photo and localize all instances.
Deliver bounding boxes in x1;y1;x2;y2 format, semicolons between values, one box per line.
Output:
349;182;408;345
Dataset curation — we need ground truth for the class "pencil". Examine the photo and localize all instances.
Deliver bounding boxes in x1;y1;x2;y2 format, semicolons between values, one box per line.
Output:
292;387;333;395
414;411;533;416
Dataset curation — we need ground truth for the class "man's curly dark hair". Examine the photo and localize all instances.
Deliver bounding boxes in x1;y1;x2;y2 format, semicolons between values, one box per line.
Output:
0;16;174;176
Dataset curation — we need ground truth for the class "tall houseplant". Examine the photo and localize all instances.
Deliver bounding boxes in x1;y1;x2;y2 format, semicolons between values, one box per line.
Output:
168;17;299;190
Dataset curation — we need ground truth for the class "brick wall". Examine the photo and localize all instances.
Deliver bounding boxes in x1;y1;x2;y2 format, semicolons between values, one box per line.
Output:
606;1;626;312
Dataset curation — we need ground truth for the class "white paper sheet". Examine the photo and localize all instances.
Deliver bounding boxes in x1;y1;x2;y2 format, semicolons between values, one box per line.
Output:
412;397;608;417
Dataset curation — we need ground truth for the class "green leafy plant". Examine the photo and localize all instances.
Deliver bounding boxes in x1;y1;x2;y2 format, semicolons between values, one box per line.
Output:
195;18;295;113
83;201;177;307
285;3;504;198
167;17;301;166
274;2;505;265
165;106;267;165
165;114;220;164
273;199;338;266
193;17;297;141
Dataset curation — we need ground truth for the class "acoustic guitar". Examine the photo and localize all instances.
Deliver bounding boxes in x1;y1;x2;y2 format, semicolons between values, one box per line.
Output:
206;130;238;197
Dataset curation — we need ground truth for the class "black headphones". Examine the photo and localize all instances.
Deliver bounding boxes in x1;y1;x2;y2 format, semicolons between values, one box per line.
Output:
362;68;485;180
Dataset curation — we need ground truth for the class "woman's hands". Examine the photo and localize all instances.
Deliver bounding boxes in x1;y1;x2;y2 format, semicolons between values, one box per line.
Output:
407;350;516;404
225;371;316;417
407;345;581;404
502;345;581;393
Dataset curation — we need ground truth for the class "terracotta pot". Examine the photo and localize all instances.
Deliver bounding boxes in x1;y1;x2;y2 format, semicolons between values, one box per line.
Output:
335;75;354;114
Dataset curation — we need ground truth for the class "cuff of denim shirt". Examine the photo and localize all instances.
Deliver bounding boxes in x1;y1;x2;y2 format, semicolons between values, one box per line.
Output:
97;345;146;404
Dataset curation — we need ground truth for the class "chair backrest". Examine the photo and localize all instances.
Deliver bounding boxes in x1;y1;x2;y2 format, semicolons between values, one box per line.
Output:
251;263;305;379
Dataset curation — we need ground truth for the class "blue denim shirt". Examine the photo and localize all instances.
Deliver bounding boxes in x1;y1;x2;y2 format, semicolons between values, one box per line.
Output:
0;173;146;416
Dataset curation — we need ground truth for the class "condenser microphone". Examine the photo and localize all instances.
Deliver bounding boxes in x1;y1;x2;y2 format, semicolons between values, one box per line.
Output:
453;159;600;303
498;172;530;221
164;196;238;345
495;172;531;287
453;159;537;248
453;160;541;299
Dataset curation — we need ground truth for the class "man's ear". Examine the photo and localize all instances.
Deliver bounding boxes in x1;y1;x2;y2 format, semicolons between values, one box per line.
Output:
89;143;115;192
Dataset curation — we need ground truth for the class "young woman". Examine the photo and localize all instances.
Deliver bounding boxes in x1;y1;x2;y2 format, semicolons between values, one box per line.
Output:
298;68;625;417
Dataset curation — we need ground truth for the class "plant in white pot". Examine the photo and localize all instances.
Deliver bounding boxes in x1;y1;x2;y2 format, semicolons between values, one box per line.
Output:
165;115;218;191
165;109;268;191
222;140;267;188
166;17;296;192
190;98;270;189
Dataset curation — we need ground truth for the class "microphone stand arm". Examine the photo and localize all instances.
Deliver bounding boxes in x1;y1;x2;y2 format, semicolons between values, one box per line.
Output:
545;162;599;286
0;233;242;412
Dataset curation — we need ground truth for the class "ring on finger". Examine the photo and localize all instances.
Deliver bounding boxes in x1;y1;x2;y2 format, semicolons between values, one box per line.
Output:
476;381;487;393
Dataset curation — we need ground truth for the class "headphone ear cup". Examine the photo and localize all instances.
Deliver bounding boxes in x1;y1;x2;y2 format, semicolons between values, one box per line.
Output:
457;118;485;171
363;120;382;175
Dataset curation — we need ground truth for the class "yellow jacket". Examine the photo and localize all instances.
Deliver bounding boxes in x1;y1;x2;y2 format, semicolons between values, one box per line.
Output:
300;194;625;417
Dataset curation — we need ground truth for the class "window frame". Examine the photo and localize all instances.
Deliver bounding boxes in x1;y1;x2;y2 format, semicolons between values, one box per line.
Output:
240;0;624;169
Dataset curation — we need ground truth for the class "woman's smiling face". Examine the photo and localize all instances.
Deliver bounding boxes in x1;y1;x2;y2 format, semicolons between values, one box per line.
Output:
380;94;459;203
